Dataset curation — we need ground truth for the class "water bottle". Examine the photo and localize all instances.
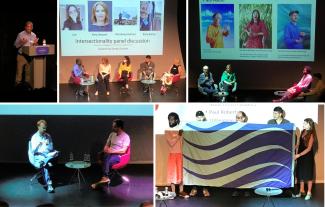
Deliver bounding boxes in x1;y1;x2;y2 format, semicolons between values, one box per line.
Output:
69;152;74;161
164;186;168;196
42;39;46;46
84;153;90;162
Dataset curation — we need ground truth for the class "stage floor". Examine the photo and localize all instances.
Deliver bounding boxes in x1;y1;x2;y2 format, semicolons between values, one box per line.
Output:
156;185;324;207
189;88;323;102
59;79;186;102
0;163;153;207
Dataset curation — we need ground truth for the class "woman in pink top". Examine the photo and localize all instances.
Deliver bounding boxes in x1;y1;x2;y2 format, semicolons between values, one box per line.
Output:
166;112;188;198
274;66;313;102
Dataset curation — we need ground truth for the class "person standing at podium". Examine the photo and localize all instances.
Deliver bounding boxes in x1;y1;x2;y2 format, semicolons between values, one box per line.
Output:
14;21;39;85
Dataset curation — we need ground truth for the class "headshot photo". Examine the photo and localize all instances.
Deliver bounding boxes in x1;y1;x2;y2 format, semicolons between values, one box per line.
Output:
113;7;137;26
88;1;112;32
200;4;234;48
239;4;272;49
60;4;85;31
277;4;311;49
140;1;162;31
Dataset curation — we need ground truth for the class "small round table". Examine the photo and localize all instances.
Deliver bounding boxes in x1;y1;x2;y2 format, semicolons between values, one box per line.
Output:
65;161;91;190
80;79;95;101
214;91;229;102
141;79;156;102
254;187;282;207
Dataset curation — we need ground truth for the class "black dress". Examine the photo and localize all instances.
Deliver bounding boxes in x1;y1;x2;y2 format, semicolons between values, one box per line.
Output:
296;133;314;181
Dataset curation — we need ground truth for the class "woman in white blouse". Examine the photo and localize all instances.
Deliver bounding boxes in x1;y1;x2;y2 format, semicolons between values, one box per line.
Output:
95;57;111;96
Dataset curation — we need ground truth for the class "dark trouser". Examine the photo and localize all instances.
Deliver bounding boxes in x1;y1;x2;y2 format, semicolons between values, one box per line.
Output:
103;154;120;177
121;72;128;87
221;82;233;93
96;74;110;92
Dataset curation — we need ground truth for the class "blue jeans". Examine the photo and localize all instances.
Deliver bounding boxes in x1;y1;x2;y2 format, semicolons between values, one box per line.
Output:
41;167;51;185
103;154;120;177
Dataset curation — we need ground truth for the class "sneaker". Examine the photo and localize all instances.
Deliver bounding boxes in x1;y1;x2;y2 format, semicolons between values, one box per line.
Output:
292;192;301;198
47;185;54;193
203;188;210;197
189;188;197;197
95;91;98;96
179;191;189;199
305;193;312;200
232;191;240;197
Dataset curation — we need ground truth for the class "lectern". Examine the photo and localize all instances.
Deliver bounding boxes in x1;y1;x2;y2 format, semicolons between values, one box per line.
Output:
22;44;55;89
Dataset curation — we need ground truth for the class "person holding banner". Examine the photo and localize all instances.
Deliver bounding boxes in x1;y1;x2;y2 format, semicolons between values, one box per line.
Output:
293;118;316;200
267;106;290;125
165;112;189;198
189;111;211;197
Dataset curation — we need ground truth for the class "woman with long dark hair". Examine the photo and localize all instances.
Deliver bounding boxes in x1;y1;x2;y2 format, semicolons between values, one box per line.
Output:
293;118;316;200
243;9;268;48
118;56;132;90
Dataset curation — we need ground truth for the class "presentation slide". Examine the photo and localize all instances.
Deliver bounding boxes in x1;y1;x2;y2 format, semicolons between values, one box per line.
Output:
199;0;316;61
154;103;319;134
59;0;164;56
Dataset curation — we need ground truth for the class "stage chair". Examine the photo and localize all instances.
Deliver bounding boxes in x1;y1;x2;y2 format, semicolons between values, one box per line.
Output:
97;145;131;186
28;140;45;186
219;81;237;102
69;71;83;96
117;71;133;94
161;74;180;96
109;145;131;185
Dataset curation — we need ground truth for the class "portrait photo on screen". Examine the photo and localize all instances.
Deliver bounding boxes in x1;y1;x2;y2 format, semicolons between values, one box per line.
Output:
88;1;112;32
239;4;272;49
277;4;311;49
140;1;162;31
113;7;137;26
201;4;234;48
60;4;85;31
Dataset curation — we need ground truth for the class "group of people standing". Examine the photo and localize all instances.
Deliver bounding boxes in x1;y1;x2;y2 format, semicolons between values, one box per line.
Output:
164;106;317;200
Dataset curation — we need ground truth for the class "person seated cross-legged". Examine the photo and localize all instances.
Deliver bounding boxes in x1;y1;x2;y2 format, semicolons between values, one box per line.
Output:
91;119;130;189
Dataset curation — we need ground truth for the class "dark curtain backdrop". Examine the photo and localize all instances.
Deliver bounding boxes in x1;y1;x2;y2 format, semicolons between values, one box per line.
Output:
189;0;325;89
178;0;186;67
0;0;57;91
0;116;153;164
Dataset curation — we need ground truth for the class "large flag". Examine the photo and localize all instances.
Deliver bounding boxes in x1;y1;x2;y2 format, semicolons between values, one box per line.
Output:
183;121;295;189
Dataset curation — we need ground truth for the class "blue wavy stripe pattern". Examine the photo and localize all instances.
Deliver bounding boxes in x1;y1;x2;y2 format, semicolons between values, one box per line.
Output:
183;130;292;154
183;122;294;188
